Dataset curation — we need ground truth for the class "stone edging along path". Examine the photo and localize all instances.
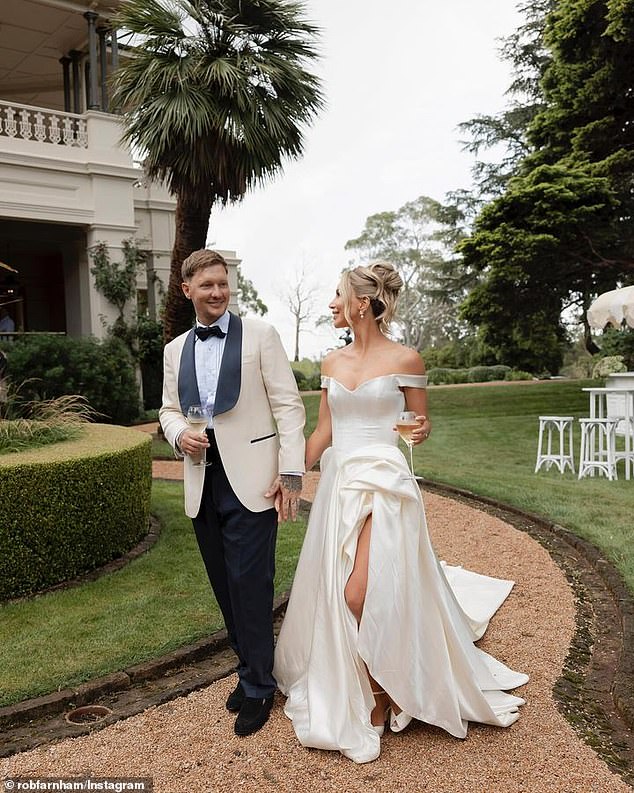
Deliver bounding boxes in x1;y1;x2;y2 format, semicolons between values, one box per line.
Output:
1;482;632;781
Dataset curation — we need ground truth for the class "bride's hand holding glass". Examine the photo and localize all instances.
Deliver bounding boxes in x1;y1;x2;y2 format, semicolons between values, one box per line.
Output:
395;414;431;444
395;412;432;475
410;414;432;446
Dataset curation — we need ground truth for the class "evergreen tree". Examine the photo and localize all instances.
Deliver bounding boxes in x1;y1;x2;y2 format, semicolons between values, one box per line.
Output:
458;0;634;371
458;0;555;199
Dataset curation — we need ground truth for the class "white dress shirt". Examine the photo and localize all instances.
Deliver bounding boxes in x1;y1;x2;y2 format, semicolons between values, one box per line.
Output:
194;311;230;427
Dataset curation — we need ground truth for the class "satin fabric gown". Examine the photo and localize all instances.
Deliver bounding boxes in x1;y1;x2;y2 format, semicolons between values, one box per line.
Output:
274;374;528;764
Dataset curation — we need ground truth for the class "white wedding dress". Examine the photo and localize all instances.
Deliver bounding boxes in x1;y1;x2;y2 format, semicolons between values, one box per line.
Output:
274;374;528;764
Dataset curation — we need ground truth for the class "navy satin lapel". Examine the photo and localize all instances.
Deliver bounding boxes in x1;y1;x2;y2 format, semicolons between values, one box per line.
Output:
177;329;199;414
214;313;242;416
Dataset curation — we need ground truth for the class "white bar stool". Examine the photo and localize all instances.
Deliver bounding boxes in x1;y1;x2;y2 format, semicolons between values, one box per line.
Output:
577;417;618;480
614;419;634;477
535;416;575;474
582;386;634;479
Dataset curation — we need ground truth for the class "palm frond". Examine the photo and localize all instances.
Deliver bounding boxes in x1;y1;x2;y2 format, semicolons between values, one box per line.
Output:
112;0;323;200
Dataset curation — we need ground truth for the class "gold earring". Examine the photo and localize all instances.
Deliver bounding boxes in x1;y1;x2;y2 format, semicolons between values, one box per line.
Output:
359;308;365;319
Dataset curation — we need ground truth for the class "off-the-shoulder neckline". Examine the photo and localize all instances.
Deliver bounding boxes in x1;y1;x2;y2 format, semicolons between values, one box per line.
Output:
322;374;427;393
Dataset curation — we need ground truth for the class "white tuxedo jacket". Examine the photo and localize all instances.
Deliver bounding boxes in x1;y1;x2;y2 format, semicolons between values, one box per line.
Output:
159;313;306;517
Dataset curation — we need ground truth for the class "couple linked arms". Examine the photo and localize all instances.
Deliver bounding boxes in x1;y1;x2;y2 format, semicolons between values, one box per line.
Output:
259;323;306;522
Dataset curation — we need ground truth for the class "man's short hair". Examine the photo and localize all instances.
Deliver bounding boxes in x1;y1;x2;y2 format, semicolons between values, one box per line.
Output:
181;249;229;281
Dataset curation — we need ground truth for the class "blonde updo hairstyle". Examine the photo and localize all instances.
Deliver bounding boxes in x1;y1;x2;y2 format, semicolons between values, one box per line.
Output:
339;261;403;334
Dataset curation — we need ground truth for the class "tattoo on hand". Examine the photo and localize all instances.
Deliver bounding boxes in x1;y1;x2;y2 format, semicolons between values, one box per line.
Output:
281;474;302;493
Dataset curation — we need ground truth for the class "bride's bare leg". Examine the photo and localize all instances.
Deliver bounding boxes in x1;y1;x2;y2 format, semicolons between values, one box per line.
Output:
344;513;372;623
344;515;389;726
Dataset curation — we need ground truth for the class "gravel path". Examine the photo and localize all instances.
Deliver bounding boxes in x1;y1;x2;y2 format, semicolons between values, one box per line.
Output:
2;473;629;792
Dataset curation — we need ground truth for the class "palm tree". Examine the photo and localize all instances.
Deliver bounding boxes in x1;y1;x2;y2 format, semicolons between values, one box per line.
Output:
111;0;323;342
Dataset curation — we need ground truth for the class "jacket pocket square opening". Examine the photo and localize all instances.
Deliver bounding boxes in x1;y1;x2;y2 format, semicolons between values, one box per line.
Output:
250;433;277;444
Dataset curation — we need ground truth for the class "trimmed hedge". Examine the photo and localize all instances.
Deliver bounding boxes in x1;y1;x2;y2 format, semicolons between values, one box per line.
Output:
0;425;152;600
467;365;511;382
505;369;533;381
427;367;469;385
427;365;514;385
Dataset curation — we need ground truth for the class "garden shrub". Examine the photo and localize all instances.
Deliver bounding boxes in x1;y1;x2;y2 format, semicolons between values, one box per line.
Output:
305;374;322;391
426;368;449;385
595;327;634;370
137;315;164;411
467;366;490;382
428;365;515;385
467;365;511;383
505;369;533;381
427;368;469;385
291;358;321;378
292;369;307;387
420;336;496;370
488;365;512;381
5;335;140;424
592;354;626;379
0;425;151;600
291;364;322;391
291;359;322;391
450;369;469;384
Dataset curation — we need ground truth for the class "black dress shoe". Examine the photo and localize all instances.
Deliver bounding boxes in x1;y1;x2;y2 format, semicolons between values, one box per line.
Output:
226;681;245;713
234;695;274;736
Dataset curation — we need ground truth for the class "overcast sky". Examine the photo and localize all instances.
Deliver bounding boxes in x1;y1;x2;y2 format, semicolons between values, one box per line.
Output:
208;0;523;359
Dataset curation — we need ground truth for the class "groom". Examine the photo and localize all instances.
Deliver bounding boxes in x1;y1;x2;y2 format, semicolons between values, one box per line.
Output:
159;249;305;736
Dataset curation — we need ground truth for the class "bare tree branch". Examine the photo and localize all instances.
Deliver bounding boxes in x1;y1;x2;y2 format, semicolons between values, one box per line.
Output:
285;266;318;361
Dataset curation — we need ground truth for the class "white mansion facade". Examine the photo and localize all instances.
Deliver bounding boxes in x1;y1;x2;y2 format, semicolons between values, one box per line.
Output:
0;0;238;339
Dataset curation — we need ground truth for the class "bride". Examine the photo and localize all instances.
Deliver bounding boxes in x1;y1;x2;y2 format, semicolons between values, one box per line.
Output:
274;261;528;764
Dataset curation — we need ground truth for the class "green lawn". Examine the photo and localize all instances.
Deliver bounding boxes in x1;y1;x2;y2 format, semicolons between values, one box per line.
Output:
428;381;632;589
304;379;632;593
151;435;174;458
2;378;631;707
0;482;305;706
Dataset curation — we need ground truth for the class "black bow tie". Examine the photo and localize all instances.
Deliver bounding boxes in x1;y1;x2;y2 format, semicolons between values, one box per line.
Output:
195;325;226;341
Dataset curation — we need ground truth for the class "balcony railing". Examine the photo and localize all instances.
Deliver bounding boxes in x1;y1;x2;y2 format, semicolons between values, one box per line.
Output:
0;101;88;148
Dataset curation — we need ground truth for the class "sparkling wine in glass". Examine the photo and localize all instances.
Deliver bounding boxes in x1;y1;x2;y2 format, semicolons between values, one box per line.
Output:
186;405;209;467
396;410;418;475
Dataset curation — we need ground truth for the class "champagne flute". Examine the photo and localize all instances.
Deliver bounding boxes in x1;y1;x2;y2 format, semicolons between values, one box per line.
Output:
396;410;419;476
186;405;210;467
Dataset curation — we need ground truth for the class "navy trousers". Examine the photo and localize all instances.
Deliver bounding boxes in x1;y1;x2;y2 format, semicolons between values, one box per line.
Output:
192;432;278;698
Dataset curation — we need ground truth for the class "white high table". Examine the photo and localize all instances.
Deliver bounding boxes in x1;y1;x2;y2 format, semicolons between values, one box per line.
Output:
582;386;634;480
